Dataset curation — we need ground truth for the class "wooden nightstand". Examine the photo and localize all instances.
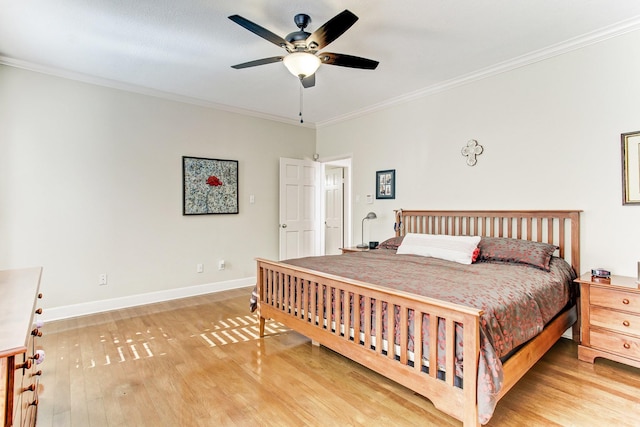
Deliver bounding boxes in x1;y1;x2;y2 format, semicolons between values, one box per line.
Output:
340;246;370;254
575;272;640;368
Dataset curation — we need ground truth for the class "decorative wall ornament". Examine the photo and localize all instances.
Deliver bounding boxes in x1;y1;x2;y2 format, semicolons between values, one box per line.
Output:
461;139;484;166
183;156;239;215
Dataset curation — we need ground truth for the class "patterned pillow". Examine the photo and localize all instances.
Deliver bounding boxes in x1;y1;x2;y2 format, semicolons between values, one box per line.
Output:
378;236;404;250
477;237;557;271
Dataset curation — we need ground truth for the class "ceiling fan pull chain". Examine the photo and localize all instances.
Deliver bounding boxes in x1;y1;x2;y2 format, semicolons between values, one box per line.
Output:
299;81;304;123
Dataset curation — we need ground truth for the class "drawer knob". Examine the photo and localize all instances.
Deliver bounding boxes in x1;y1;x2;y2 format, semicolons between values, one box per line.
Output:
34;349;46;364
22;383;36;393
31;328;43;337
16;360;32;370
32;370;42;377
35;307;43;315
623;298;630;305
29;349;46;365
623;320;631;327
624;343;631;349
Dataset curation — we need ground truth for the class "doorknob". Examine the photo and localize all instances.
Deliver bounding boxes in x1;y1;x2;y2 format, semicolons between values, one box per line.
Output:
281;224;287;228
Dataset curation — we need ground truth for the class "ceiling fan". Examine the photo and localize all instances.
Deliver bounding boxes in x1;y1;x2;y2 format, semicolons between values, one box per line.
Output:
228;9;379;88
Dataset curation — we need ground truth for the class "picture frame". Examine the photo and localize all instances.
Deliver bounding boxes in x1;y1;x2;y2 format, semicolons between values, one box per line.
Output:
183;156;239;215
622;131;640;205
376;169;396;200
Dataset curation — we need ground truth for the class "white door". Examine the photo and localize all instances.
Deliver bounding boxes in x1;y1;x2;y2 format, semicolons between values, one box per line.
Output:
279;158;321;260
324;167;344;255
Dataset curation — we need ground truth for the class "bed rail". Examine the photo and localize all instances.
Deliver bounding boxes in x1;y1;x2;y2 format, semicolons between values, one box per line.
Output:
256;258;482;425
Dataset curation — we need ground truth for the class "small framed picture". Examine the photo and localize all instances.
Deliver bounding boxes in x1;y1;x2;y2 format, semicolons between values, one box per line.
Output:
622;131;640;205
376;169;395;199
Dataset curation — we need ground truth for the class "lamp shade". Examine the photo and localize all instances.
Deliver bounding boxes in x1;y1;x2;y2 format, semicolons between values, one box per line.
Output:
283;52;321;78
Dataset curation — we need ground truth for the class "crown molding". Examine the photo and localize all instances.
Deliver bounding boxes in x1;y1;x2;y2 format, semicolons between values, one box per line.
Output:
316;16;640;128
0;56;315;129
2;15;639;130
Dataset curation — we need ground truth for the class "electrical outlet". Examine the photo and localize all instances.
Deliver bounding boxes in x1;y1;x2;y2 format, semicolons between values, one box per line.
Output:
197;263;204;273
98;273;107;285
218;260;225;270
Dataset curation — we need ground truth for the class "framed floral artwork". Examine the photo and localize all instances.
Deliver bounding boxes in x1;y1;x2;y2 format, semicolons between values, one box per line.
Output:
376;169;395;199
183;156;239;215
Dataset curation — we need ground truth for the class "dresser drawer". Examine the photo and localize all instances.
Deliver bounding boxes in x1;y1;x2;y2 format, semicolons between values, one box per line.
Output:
12;351;40;427
590;287;640;312
590;329;640;361
590;306;640;336
0;268;42;427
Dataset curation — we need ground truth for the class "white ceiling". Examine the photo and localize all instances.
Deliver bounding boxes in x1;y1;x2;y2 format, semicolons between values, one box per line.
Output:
2;1;640;127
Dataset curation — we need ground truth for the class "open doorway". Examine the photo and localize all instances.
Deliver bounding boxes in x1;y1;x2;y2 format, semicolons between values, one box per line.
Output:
322;158;351;255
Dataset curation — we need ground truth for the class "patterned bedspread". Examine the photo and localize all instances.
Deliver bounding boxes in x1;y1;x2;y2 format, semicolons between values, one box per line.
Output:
281;248;576;423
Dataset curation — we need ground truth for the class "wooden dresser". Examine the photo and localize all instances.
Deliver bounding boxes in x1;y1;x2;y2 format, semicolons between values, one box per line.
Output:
0;268;44;427
575;272;640;368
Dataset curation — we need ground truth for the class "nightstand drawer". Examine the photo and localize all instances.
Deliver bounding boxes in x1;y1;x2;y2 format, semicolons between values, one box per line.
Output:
590;287;640;312
590;329;640;361
590;306;640;336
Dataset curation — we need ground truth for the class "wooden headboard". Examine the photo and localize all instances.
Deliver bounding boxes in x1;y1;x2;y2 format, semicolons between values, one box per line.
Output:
394;209;581;275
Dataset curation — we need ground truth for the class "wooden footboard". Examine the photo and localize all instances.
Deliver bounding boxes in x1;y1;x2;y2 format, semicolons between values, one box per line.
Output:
256;209;581;426
256;258;483;426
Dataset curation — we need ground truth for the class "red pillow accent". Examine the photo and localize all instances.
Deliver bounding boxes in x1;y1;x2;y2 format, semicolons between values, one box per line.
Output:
471;247;480;263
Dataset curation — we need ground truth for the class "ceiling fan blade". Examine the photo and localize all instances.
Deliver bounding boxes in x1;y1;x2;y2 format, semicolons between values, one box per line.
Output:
301;74;315;88
319;52;379;70
305;10;358;51
228;15;294;50
231;56;284;69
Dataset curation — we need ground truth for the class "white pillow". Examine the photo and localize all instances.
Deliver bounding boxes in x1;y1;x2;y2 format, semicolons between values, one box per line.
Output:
396;233;481;264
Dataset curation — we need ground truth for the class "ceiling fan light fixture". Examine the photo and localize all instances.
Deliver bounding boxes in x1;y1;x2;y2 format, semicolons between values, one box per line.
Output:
283;52;321;78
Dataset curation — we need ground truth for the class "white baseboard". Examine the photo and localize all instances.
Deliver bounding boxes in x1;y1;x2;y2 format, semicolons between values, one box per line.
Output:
42;277;255;322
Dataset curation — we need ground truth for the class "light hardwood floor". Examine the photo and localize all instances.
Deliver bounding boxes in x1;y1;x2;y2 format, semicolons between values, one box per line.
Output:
36;287;640;427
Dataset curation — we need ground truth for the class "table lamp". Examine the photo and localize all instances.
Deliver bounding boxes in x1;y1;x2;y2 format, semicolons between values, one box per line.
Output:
357;212;377;248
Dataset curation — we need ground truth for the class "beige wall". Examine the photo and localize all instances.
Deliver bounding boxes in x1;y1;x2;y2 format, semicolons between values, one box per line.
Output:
0;66;315;314
317;29;640;277
3;29;640;318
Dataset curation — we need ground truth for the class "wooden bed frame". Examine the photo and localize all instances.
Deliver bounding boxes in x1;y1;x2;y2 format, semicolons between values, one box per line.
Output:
256;210;581;426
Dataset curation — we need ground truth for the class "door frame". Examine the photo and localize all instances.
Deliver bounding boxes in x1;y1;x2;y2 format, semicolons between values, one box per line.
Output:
319;156;353;253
